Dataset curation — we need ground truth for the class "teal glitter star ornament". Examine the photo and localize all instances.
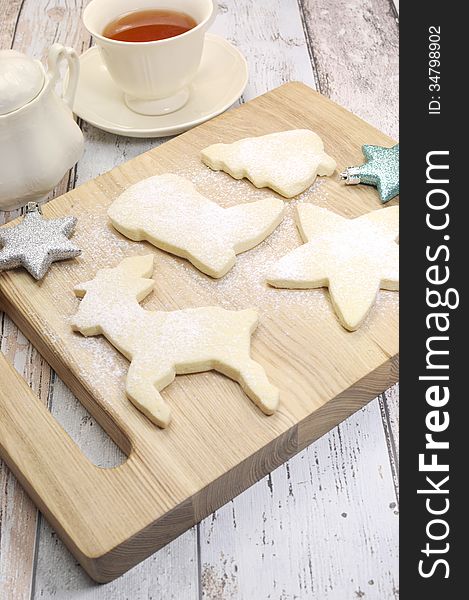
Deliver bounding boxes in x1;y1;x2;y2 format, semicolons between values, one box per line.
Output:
0;202;81;280
340;144;399;203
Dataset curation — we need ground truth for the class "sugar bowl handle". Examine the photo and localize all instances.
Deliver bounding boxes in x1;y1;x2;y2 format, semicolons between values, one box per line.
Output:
47;43;80;110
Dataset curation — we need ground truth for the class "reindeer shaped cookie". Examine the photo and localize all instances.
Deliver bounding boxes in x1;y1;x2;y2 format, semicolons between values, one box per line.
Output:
71;255;279;428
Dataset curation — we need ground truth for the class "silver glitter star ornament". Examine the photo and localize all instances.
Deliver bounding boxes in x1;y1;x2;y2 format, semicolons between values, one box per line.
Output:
0;202;81;280
340;144;399;203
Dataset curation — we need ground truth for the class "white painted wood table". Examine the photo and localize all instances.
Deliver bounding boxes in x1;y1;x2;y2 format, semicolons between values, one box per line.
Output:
0;1;399;598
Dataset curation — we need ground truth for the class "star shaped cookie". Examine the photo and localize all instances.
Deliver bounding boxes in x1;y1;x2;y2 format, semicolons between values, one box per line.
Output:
0;204;81;280
201;129;336;198
267;205;399;330
341;144;399;203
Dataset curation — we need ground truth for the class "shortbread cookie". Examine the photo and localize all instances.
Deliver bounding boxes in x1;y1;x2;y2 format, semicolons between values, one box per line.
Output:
71;255;280;427
201;129;336;198
108;174;285;278
267;205;399;330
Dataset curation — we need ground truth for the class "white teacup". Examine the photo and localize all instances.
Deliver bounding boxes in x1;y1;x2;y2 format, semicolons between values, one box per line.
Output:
83;0;217;115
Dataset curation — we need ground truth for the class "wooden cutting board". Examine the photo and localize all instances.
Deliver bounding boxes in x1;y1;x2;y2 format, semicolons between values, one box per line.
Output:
0;82;398;583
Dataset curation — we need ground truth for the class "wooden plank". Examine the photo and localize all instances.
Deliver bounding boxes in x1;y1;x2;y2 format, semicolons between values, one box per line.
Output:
33;523;199;599
200;402;399;599
298;0;399;138
7;1;198;592
380;383;399;500
1;1;399;595
14;3;199;596
199;2;399;598
305;0;400;585
31;71;195;600
0;0;75;595
0;0;23;49
33;142;201;595
0;79;398;582
298;0;400;494
11;0;90;60
0;320;51;600
0;0;177;593
74;125;161;187
29;0;313;589
31;378;199;599
384;384;399;465
211;0;314;101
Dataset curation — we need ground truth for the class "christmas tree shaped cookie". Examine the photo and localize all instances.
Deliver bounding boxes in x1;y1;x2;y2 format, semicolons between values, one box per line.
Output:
108;174;285;278
267;205;399;330
71;255;279;427
201;129;336;198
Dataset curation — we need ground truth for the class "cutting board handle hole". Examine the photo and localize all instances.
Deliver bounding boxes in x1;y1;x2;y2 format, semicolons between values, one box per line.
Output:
0;348;127;469
49;376;127;467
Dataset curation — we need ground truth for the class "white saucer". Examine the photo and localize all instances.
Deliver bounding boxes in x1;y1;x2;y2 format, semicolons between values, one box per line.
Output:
73;34;248;138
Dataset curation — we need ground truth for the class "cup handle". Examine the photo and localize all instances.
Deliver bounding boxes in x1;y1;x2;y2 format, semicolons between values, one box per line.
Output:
47;43;80;110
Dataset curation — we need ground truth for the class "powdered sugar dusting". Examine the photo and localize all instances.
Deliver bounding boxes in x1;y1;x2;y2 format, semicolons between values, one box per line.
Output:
68;255;280;424
200;129;337;198
74;209;145;266
173;159;334;209
169;199;330;313
148;166;334;313
44;163;397;389
107;173;285;278
58;173;334;388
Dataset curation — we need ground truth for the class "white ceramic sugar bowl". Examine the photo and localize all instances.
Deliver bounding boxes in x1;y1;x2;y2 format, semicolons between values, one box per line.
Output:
0;45;84;211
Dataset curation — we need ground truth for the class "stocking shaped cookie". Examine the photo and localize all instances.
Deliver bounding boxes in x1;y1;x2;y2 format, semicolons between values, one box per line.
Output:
108;174;285;278
71;255;280;428
201;129;336;198
267;205;399;330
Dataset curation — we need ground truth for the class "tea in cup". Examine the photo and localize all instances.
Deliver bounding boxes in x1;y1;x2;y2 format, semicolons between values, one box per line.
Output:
102;9;198;43
83;0;217;115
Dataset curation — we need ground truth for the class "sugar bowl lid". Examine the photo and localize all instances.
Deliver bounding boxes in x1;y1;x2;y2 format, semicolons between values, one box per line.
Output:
0;50;44;115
